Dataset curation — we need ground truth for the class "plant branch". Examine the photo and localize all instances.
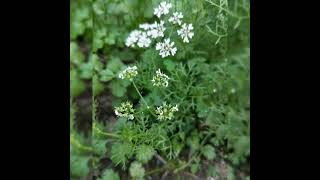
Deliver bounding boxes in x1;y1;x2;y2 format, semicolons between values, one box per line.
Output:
132;80;157;117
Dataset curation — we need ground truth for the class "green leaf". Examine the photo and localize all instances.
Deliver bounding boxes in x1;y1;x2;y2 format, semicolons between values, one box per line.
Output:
107;57;124;72
93;74;105;96
186;132;200;152
99;169;120;180
205;109;223;127
216;125;229;140
234;136;250;156
111;142;134;169
70;69;85;97
70;155;89;177
201;145;216;160
129;161;145;179
79;62;92;79
207;164;218;177
92;54;104;72
93;139;106;156
136;144;155;164
70;42;85;65
191;163;200;174
163;59;176;72
100;69;115;82
110;80;127;97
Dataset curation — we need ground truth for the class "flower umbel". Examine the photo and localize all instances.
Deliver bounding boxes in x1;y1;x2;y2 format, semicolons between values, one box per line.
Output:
114;101;135;120
169;12;183;25
155;38;177;58
154;1;172;18
139;23;153;30
118;66;138;81
147;21;166;39
125;30;142;47
137;32;151;48
151;69;170;87
155;102;179;121
177;23;194;43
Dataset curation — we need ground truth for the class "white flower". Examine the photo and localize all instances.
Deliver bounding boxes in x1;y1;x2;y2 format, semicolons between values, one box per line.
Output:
169;12;183;25
139;23;153;30
155;38;177;58
213;88;217;93
151;69;170;87
147;21;166;38
154;1;172;18
118;66;138;81
177;23;194;43
125;30;142;47
137;32;151;48
114;101;135;120
155;102;179;121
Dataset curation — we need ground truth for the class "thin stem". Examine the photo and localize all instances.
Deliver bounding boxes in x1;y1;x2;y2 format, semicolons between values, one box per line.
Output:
205;0;249;19
70;135;93;152
93;123;120;138
174;132;213;173
132;80;157;117
145;166;168;176
155;153;167;164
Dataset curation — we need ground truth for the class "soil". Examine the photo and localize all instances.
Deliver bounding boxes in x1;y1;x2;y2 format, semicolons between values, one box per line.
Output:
75;84;92;136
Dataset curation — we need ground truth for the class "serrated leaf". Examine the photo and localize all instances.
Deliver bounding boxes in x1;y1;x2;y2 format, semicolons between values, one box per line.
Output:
70;155;89;177
79;62;92;79
110;80;127;97
111;142;134;169
107;57;124;72
163;59;176;72
206;109;223;127
70;69;86;97
234;136;250;156
136;144;155;164
129;161;145;179
93;139;106;156
186;132;200;152
201;145;216;160
191;163;200;174
99;169;120;180
100;69;115;82
92;54;104;71
216;125;229;140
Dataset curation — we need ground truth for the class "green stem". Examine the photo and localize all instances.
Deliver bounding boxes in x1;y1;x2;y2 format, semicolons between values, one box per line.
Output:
132;80;157;117
93;123;120;138
205;0;249;19
145;166;168;176
174;132;213;173
70;135;93;152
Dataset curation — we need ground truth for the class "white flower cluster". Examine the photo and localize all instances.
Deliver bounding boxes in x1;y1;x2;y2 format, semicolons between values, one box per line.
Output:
151;69;170;87
177;23;194;43
154;1;172;18
114;101;135;120
155;102;179;121
125;1;194;58
118;66;138;81
168;12;183;25
156;38;177;58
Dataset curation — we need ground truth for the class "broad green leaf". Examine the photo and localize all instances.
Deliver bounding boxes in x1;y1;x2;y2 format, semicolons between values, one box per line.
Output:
100;69;115;82
99;169;120;180
136;144;155;164
129;161;145;179
201;145;216;160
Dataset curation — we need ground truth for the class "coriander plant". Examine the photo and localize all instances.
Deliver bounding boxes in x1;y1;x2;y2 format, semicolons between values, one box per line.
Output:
71;0;250;179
